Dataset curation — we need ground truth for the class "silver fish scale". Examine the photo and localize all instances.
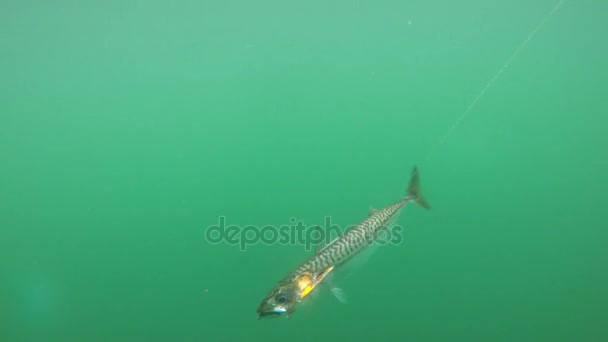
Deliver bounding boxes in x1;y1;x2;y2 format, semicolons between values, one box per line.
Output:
290;198;409;279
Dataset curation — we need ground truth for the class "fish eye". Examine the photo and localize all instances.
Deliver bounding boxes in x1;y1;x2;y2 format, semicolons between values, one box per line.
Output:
275;294;287;304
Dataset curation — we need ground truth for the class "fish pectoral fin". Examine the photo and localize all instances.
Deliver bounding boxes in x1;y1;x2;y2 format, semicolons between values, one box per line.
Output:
322;272;348;304
331;287;348;304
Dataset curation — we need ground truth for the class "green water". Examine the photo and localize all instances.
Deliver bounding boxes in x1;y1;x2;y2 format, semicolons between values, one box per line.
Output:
2;0;607;341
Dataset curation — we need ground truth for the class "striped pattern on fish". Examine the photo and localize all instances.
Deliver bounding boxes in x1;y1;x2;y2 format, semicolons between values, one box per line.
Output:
286;167;430;281
292;199;409;276
256;166;430;319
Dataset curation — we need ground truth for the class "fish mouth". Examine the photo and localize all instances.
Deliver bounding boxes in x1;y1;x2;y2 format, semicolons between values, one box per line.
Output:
257;303;291;319
257;311;284;319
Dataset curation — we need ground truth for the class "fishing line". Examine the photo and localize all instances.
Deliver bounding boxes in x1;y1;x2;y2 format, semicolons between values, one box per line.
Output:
423;0;566;163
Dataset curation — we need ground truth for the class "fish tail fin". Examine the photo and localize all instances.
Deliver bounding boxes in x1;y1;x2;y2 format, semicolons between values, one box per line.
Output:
406;166;431;209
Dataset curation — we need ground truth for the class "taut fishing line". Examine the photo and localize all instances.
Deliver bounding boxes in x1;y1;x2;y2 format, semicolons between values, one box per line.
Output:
423;0;567;163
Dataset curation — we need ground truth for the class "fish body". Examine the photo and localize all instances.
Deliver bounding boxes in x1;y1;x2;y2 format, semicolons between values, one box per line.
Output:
257;166;430;319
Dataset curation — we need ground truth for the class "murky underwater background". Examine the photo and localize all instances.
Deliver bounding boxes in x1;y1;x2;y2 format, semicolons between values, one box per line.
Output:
1;0;607;341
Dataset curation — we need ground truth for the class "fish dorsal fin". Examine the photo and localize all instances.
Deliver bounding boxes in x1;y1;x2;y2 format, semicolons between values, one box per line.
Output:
313;226;339;254
315;237;338;254
313;226;324;253
369;206;378;216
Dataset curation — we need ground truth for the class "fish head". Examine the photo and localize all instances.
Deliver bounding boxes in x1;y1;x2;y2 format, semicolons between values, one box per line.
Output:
257;268;335;319
257;281;300;319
